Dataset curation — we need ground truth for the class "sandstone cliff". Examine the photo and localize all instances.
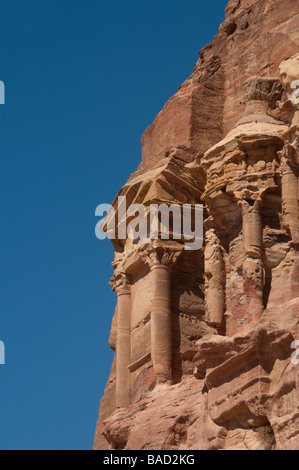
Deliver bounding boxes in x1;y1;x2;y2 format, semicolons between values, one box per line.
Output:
94;0;299;450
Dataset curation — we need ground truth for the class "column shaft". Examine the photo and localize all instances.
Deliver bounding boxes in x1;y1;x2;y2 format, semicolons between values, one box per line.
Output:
151;263;172;384
116;285;131;407
205;229;225;326
241;201;264;321
242;203;263;258
281;160;299;298
281;161;299;237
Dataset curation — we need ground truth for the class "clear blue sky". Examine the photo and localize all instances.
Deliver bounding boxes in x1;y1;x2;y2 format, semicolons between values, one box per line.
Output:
0;0;227;450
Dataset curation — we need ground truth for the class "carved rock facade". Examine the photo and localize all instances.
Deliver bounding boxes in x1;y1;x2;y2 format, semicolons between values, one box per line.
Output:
94;0;299;450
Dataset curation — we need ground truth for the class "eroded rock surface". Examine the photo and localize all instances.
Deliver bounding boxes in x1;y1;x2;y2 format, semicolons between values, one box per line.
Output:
94;0;299;451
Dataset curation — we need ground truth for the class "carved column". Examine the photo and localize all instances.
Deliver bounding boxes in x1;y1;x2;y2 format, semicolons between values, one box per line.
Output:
280;142;299;298
142;244;181;385
109;272;131;407
239;198;264;320
280;151;299;241
205;228;226;326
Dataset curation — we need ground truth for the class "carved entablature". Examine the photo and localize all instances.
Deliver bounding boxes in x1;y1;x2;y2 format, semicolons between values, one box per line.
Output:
104;149;204;252
203;138;283;205
203;149;246;200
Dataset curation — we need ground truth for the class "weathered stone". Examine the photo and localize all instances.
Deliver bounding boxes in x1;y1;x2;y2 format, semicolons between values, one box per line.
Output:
94;0;299;450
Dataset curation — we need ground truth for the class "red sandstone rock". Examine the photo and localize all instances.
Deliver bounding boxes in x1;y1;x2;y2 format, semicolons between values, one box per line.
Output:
93;0;299;451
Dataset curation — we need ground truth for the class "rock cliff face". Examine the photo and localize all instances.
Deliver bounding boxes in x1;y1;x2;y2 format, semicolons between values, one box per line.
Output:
94;0;299;450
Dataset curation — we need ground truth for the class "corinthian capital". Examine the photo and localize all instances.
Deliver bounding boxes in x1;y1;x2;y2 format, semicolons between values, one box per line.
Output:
109;271;131;295
279;132;299;168
138;241;183;269
233;188;264;210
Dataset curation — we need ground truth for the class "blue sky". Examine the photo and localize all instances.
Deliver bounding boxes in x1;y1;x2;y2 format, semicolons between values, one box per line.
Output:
0;0;227;449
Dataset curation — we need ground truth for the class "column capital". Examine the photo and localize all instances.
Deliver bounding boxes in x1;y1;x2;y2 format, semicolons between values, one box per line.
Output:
233;189;264;211
138;242;182;270
279;138;299;169
239;198;262;214
109;271;131;295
